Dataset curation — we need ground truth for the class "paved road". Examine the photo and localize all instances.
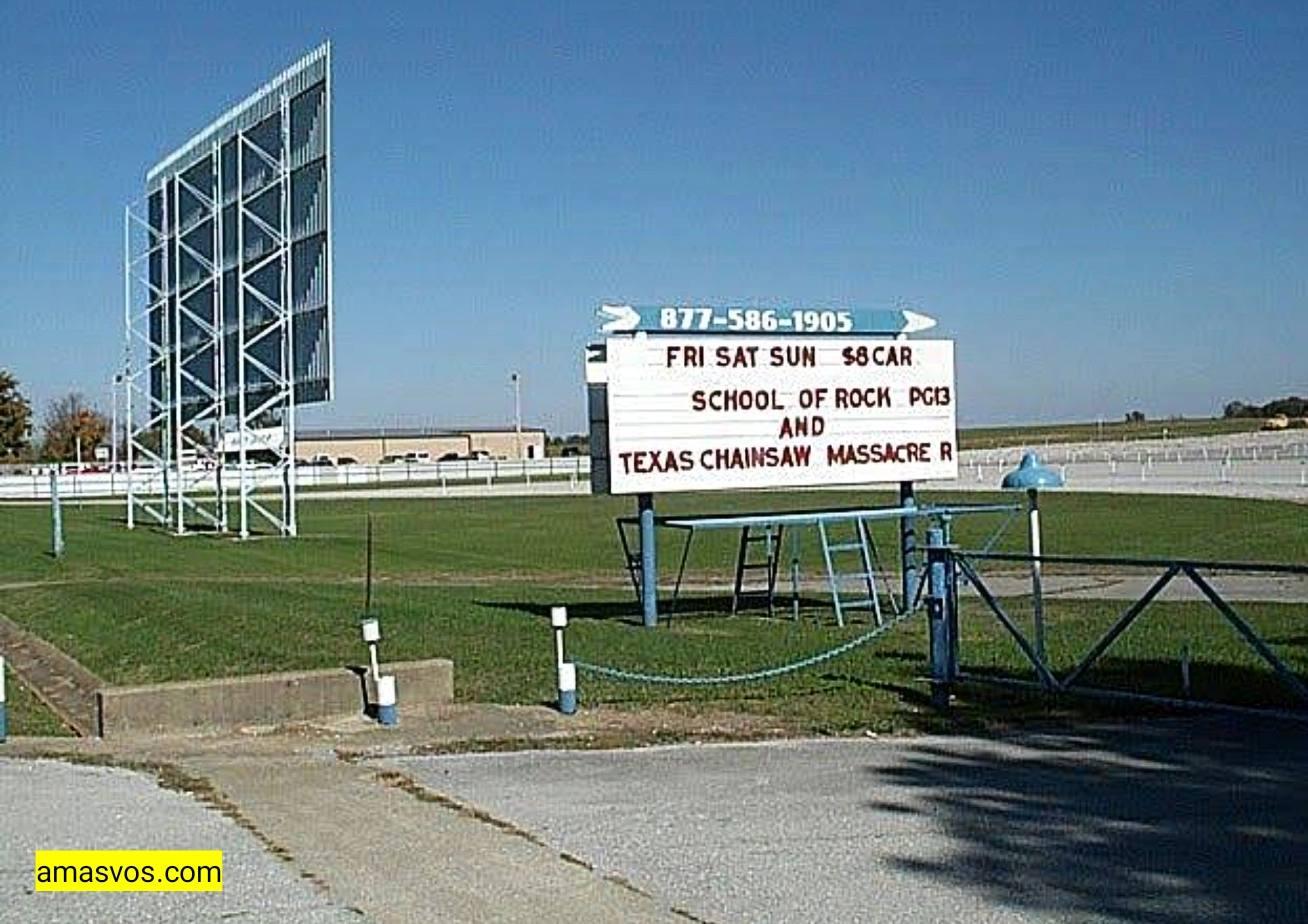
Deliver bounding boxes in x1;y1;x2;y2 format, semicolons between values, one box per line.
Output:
0;758;359;922
390;717;1308;923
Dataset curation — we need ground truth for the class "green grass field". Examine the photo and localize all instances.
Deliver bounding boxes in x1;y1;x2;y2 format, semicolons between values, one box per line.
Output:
0;490;1304;735
958;416;1264;450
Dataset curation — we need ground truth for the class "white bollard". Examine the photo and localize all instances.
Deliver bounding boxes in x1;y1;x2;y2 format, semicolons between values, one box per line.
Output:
558;663;577;716
551;606;577;715
0;655;7;743
361;618;382;682
377;674;398;726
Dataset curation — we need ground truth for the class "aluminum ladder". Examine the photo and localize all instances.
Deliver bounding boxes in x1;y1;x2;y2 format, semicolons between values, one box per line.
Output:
732;524;784;616
817;518;883;627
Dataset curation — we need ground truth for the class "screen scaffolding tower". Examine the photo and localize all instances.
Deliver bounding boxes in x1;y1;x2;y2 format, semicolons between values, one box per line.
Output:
123;43;333;538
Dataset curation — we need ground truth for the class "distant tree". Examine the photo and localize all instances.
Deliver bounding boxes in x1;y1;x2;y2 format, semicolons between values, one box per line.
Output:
40;393;109;462
1221;396;1306;419
1124;410;1146;424
1265;396;1307;418
0;369;33;460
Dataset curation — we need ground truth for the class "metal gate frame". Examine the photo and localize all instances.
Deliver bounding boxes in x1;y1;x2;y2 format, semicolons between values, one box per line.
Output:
923;539;1308;715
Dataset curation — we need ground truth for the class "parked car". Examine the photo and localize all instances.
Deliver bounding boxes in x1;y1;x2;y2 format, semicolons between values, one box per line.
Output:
336;456;359;465
437;450;493;462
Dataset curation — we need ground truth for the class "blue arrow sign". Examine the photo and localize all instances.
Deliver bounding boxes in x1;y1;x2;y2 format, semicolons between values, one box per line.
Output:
597;304;935;336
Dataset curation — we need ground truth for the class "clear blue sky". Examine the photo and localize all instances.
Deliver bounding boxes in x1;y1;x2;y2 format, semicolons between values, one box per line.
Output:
2;1;1305;434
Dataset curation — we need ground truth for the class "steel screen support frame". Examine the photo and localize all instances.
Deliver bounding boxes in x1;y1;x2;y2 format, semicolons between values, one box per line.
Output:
125;147;227;536
126;119;300;539
123;198;174;531
125;43;330;539
232;94;298;539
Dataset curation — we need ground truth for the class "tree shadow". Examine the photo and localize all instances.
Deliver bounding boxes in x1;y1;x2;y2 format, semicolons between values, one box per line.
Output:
961;656;1308;712
866;714;1308;922
475;594;836;626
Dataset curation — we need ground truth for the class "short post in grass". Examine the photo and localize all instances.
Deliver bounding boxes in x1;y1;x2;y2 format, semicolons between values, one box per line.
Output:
1002;453;1064;671
377;675;398;726
638;493;658;627
49;469;65;559
0;654;7;742
926;528;951;710
552;606;577;715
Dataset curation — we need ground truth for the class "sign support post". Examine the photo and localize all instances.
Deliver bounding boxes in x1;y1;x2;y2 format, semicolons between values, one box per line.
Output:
638;493;658;627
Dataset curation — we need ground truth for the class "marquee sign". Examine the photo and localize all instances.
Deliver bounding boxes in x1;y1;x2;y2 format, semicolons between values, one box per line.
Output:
596;335;957;494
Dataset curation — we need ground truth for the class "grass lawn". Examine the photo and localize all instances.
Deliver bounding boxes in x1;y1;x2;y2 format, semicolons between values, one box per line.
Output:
0;490;1304;733
5;673;72;737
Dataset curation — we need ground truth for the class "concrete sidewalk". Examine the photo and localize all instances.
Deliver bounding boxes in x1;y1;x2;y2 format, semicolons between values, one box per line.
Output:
0;704;763;923
0;758;359;923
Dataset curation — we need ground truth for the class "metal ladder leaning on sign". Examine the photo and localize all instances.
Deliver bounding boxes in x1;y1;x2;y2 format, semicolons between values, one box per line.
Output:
818;517;884;627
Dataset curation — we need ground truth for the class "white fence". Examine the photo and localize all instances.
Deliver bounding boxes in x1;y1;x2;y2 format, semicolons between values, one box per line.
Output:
0;457;593;501
5;433;1306;501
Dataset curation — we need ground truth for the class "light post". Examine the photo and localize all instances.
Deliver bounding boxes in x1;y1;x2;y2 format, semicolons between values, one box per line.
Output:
1001;452;1064;670
510;372;522;459
111;373;123;473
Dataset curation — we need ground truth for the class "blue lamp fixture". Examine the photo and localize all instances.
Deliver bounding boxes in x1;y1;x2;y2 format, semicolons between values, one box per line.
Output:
1002;452;1063;669
1002;452;1065;490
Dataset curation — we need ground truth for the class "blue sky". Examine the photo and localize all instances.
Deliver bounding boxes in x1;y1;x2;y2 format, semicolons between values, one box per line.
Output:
2;1;1304;434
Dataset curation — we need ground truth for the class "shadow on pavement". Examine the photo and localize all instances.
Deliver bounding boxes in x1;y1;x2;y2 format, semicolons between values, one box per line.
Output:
867;716;1308;923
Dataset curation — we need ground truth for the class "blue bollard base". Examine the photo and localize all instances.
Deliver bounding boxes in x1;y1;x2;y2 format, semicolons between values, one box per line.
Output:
378;704;398;726
559;688;577;715
0;703;7;743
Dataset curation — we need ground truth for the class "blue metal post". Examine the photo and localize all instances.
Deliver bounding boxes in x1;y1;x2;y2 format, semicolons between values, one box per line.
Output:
945;540;959;684
926;527;951;709
638;493;658;627
938;513;958;679
50;470;65;559
899;481;917;611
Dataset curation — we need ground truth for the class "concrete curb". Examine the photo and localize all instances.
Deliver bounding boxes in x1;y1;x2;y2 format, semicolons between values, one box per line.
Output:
96;659;453;738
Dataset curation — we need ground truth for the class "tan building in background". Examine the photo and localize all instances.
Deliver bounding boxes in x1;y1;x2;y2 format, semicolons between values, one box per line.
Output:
297;427;547;465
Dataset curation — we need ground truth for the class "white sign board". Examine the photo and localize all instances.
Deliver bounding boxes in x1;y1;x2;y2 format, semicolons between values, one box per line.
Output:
603;336;957;494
